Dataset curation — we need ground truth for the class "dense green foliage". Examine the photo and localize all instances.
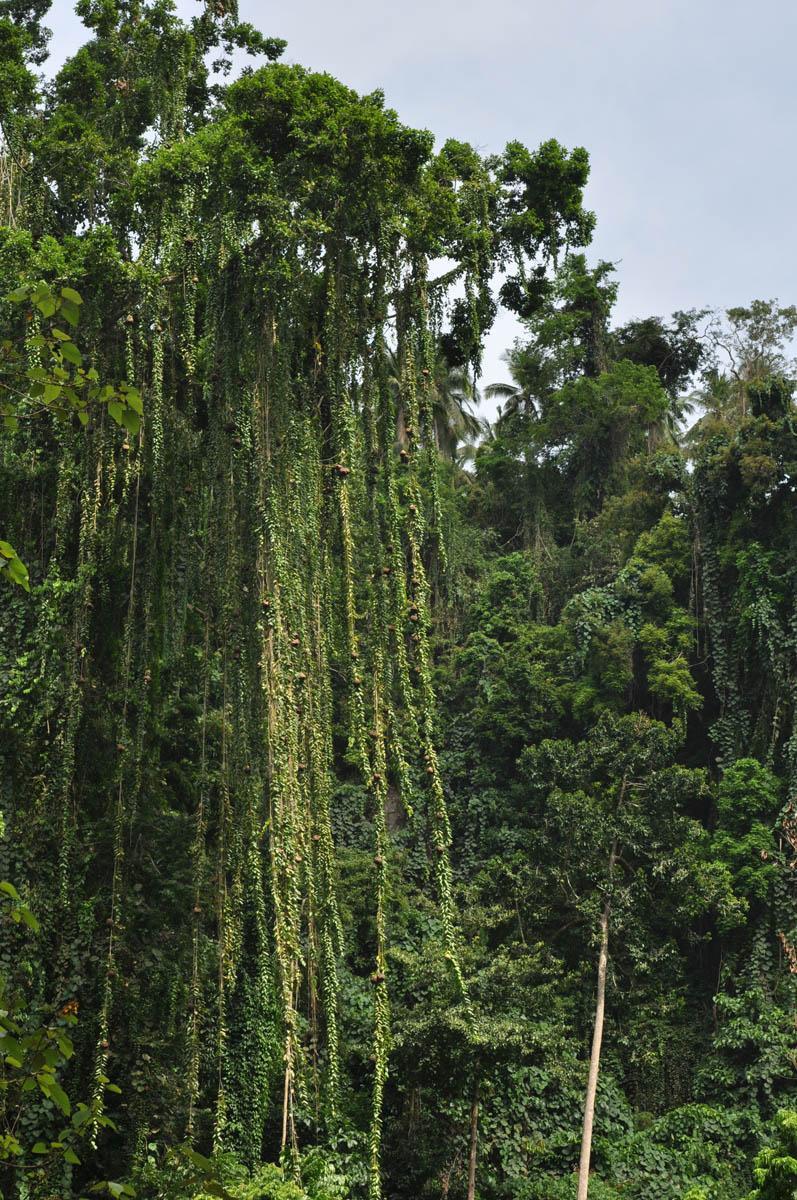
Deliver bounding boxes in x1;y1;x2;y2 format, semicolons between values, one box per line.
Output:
0;4;795;1199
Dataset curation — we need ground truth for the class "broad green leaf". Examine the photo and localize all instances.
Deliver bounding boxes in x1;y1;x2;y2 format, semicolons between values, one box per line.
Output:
7;555;31;591
38;1075;71;1115
121;408;141;435
49;1080;71;1115
56;1033;74;1058
61;299;79;327
60;287;83;305
18;906;40;932
60;341;82;366
199;1183;234;1200
181;1146;214;1173
0;882;20;901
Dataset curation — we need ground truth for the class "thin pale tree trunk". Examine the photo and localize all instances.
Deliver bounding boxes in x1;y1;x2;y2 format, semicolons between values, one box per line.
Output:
467;1082;479;1200
576;841;617;1200
440;1150;459;1199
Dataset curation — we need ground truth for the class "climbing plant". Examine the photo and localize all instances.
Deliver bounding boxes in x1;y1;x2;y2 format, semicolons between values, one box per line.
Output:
0;5;594;1198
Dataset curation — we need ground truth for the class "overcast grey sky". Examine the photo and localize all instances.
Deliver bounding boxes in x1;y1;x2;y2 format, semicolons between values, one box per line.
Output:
45;0;797;402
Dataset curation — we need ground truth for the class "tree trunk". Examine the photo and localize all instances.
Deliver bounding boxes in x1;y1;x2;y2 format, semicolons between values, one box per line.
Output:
576;842;617;1200
440;1151;459;1199
467;1082;479;1200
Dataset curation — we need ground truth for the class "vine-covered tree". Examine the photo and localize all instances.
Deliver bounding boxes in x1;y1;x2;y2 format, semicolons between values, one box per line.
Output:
0;4;795;1200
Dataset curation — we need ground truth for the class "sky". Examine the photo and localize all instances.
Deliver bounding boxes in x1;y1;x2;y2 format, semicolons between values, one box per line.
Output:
44;0;797;413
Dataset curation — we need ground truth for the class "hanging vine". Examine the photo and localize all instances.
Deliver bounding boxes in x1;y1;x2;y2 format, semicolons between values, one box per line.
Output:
0;11;596;1194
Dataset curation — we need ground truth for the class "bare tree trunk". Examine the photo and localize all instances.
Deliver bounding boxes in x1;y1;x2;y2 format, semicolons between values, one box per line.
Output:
467;1083;479;1200
576;842;617;1200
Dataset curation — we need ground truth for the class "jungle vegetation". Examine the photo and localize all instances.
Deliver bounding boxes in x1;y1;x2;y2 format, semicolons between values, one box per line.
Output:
0;3;795;1199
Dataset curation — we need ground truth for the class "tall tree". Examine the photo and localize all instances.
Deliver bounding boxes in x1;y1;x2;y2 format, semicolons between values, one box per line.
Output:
0;6;596;1192
519;714;722;1197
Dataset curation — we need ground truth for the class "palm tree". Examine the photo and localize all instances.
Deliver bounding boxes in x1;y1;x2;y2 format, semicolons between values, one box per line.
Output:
647;389;697;449
386;347;484;461
483;349;536;423
429;358;483;460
